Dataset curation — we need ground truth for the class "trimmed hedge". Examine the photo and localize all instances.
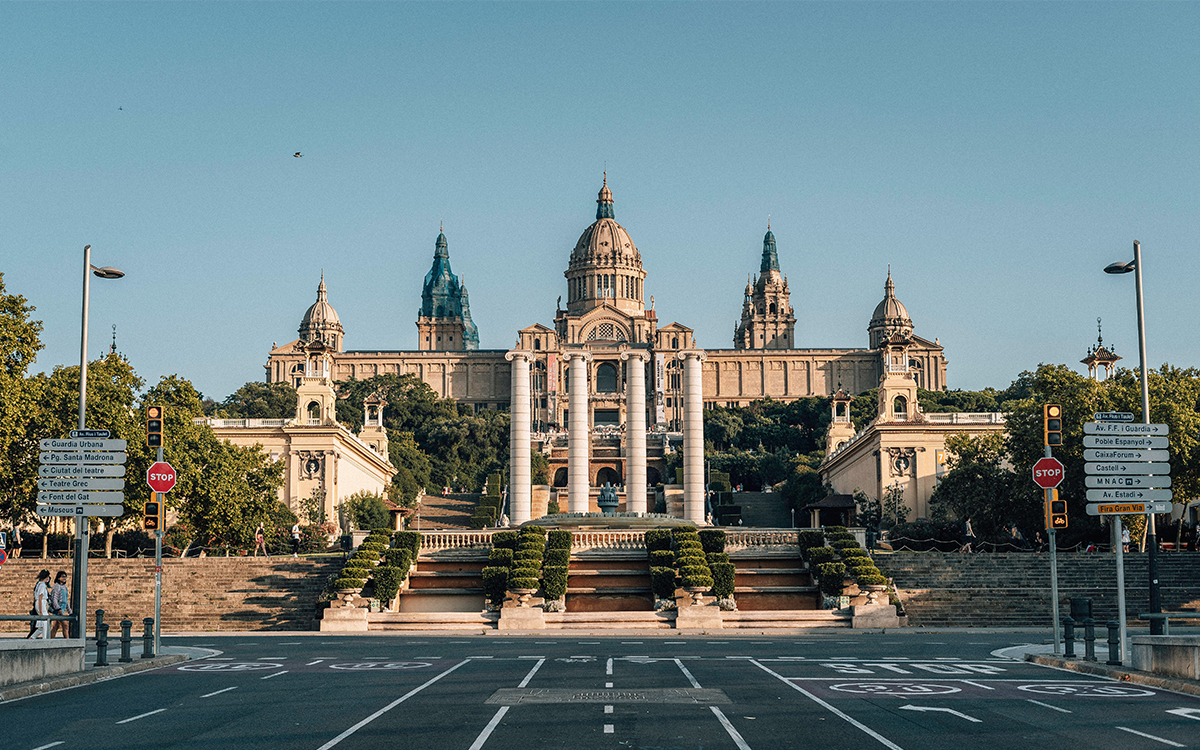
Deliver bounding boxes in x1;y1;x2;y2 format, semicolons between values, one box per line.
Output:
805;546;837;565
856;572;888;587
543;549;570;567
392;531;422;559
674;553;707;568
650;550;675;567
798;530;825;550
706;552;730;565
373;565;405;603
645;529;672;551
840;547;870;561
523;525;547;537
816;562;847;596
510;577;540;590
481;567;509;604
492;531;519;549
547;530;573;550
333;576;366;590
510;565;540;580
513;549;543;563
673;531;701;546
488;548;514;567
542;565;568;600
676;540;704;553
699;529;726;554
825;525;847;534
711;562;735;599
672;525;698;536
650;567;677;599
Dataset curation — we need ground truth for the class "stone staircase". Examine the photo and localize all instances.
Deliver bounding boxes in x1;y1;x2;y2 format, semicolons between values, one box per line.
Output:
0;557;339;633
733;492;793;528
566;554;654;612
414;493;480;530
730;552;820;611
399;558;486;613
875;551;1200;628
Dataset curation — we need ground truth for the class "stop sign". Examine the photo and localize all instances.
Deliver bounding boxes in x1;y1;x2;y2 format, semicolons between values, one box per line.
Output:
1032;457;1065;489
147;461;177;493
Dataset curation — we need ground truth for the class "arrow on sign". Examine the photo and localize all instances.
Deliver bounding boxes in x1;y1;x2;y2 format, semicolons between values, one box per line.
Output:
898;705;981;723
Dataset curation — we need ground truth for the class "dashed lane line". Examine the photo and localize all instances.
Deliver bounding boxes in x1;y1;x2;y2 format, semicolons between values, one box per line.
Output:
1025;700;1071;713
257;657;286;660
1116;727;1184;747
711;707;752;750
606;658;613;676
961;681;995;690
117;709;167;725
751;660;904;750
261;671;288;680
315;660;470;750
605;682;613;688
603;725;614;734
517;659;545;688
468;707;510;750
604;706;613;714
307;660;325;666
201;687;239;698
32;743;64;750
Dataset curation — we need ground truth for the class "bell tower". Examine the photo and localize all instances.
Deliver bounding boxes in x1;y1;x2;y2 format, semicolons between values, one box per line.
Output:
734;225;796;349
294;344;338;426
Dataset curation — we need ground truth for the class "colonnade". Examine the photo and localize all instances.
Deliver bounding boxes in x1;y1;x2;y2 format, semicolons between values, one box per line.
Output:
506;348;707;525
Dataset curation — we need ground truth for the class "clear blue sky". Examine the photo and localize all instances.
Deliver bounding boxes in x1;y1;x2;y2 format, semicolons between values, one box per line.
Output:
3;3;1197;402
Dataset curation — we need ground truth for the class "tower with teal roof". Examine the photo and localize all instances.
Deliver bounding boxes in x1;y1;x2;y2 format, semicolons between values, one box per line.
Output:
416;227;479;351
734;224;796;349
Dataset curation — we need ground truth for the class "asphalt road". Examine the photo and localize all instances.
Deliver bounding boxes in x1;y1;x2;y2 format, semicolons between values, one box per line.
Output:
6;632;1200;750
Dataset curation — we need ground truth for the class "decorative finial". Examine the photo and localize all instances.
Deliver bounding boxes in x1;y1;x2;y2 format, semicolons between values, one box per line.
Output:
440;219;443;233
767;214;771;231
603;169;607;187
1097;317;1103;346
110;324;117;355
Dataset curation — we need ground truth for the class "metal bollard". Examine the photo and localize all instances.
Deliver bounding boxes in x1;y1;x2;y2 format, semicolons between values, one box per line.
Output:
119;620;133;663
141;618;155;658
1106;620;1122;665
95;608;106;633
95;623;110;667
1062;617;1075;657
1083;618;1096;662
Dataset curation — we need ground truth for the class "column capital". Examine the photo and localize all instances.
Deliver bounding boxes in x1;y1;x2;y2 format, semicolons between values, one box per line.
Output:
562;351;593;364
674;349;708;363
620;349;651;363
505;350;535;363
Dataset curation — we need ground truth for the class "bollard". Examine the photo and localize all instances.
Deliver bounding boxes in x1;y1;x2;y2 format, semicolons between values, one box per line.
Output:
141;618;155;659
1106;620;1122;665
95;608;106;633
95;623;110;667
1083;618;1097;662
1062;617;1076;657
119;620;133;663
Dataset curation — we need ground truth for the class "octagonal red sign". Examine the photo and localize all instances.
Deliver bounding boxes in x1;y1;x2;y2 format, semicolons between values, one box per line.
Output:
1032;457;1065;489
147;461;177;493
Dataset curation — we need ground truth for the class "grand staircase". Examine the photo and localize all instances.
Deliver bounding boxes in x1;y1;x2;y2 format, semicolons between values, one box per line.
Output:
414;492;480;530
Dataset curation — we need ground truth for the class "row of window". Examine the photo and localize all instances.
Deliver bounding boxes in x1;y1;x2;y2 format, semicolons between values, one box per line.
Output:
569;274;642;302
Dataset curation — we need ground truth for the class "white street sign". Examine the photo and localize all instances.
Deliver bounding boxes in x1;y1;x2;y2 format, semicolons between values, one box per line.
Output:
39;438;127;451
1083;435;1168;449
37;464;126;478
1084;422;1169;435
1086;501;1173;516
37;491;124;505
1086;475;1171;489
37;477;124;491
1086;489;1173;502
39;451;127;465
1094;412;1135;422
37;504;124;517
1083;448;1170;462
1085;462;1171;475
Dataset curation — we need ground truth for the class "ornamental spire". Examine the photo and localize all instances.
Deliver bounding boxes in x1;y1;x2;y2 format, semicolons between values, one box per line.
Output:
596;172;614;220
760;224;780;273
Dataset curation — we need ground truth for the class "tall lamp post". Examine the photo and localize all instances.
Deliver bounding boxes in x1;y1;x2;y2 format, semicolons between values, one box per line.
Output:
73;245;125;639
1104;240;1162;635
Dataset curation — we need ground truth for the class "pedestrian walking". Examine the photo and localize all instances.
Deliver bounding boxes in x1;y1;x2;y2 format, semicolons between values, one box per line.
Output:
1122;527;1131;553
12;524;22;559
254;523;270;557
49;571;72;638
960;518;976;553
291;522;301;557
27;569;51;639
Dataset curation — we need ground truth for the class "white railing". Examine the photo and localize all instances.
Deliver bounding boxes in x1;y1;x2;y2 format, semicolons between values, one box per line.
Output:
571;531;648;552
923;412;1006;425
193;418;292;428
413;528;812;554
419;531;495;551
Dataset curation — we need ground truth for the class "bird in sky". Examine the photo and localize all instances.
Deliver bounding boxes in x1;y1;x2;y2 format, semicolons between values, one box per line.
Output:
293;152;303;158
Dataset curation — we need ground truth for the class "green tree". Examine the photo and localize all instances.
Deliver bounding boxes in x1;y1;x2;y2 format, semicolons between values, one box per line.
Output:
341;490;390;531
928;433;1016;539
0;273;44;538
215;381;298;419
532;451;550;485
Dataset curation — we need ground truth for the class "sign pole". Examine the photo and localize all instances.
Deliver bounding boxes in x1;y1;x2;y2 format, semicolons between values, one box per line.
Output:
1114;515;1127;662
72;245;92;641
154;446;163;655
1042;444;1061;654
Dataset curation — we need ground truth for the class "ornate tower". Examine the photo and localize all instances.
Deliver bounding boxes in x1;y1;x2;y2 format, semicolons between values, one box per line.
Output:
734;225;796;349
1082;318;1121;381
563;175;648;319
416;228;479;351
825;387;857;455
867;268;914;349
298;273;345;352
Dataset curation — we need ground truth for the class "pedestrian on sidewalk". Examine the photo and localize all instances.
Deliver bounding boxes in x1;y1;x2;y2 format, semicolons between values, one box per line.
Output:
49;571;72;638
291;522;301;557
1122;527;1131;553
12;524;22;559
254;523;270;557
27;569;50;639
959;518;976;553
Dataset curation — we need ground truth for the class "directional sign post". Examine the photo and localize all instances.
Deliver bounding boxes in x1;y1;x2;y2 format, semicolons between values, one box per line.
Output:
1087;501;1173;516
147;457;175;657
1085;489;1173;503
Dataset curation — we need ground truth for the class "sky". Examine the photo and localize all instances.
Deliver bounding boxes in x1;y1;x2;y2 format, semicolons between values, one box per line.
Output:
3;3;1198;403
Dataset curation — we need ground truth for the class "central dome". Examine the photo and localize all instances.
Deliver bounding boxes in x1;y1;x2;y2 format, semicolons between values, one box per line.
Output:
571;177;640;265
564;176;648;318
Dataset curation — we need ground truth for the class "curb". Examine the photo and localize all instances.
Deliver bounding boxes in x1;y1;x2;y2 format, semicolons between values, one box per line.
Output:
0;654;187;703
1026;653;1200;698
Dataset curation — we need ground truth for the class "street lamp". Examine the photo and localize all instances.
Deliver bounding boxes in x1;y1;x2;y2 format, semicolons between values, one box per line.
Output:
1104;240;1162;635
72;244;125;638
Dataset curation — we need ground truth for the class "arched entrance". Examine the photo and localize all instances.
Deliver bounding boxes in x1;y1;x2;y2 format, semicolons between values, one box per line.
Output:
552;468;568;487
595;466;622;486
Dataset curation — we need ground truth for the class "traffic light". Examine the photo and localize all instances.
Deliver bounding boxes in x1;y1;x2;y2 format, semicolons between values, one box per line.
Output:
143;498;161;531
1045;489;1068;530
147;405;164;449
1043;403;1063;447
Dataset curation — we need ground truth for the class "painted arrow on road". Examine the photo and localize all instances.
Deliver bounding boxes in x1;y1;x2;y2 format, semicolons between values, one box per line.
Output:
1166;708;1200;721
898;705;982;722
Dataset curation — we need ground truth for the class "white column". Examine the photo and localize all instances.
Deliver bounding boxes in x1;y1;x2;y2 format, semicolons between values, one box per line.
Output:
677;350;707;525
506;351;532;525
565;351;592;513
621;350;648;514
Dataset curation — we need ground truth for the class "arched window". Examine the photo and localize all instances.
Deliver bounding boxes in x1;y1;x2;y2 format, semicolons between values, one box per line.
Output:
769;302;777;314
596;362;618;393
672;337;679;349
533;339;541;350
893;395;908;420
307;401;321;421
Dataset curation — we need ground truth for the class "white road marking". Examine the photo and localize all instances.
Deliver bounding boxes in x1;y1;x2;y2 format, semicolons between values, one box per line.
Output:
663;641;686;644
468;707;510;750
711;706;752;750
517;659;545;688
32;743;64;750
1116;727;1184;747
261;670;288;680
280;641;302;645
606;682;613;688
201;687;238;698
1167;707;1200;721
316;660;470;750
621;641;643;644
518;655;546;659
307;660;325;666
257;656;285;660
1025;699;1071;713
673;659;702;689
603;724;614;734
209;657;234;661
961;680;995;690
116;708;167;724
467;656;494;659
898;705;981;723
605;705;613;714
606;658;613;675
751;660;905;750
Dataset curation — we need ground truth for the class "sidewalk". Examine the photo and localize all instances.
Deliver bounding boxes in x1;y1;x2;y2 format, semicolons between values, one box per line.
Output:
0;643;207;703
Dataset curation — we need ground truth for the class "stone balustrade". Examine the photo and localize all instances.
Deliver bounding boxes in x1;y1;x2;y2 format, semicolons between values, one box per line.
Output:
415;527;819;554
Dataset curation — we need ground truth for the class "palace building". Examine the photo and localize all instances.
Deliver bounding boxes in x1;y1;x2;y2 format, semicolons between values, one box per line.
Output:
262;177;962;522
